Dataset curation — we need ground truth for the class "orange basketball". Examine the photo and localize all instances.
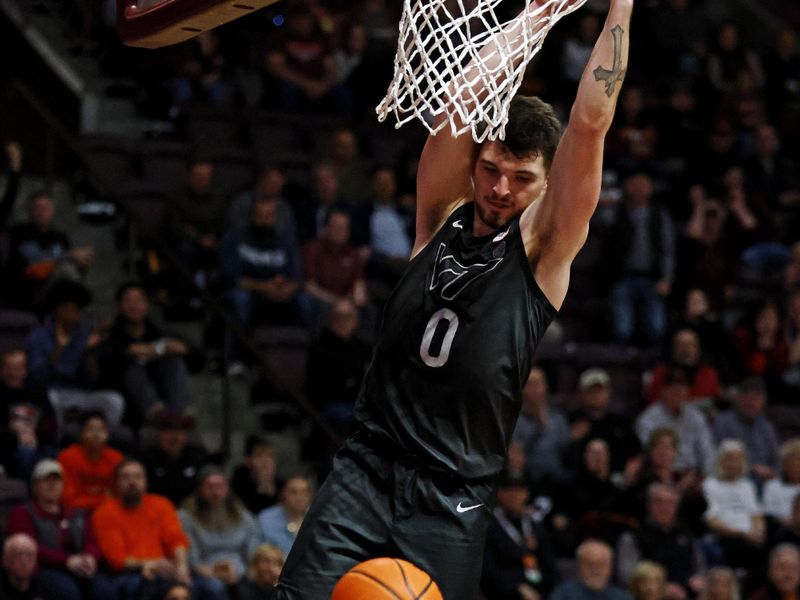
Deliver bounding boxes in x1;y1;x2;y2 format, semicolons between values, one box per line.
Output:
331;558;444;600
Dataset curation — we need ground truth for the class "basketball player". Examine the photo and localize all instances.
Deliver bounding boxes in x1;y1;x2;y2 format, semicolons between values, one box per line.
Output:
272;0;634;597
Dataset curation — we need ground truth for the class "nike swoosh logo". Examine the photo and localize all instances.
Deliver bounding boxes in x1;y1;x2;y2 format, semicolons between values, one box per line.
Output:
452;220;463;229
456;502;483;513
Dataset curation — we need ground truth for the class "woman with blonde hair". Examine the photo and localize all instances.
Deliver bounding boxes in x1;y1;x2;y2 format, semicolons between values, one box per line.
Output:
702;440;765;570
762;438;800;525
234;544;284;600
699;567;740;600
628;561;666;600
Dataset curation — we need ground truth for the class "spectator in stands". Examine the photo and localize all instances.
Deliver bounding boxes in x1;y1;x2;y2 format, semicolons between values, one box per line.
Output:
0;533;42;600
560;13;600;91
232;544;283;600
731;299;790;400
306;299;371;427
481;470;558;600
0;348;56;480
647;0;707;81
57;411;124;512
262;2;347;114
627;561;666;600
221;195;307;339
702;439;765;570
744;124;800;226
5;191;94;310
617;483;703;598
713;378;780;481
608;85;659;173
636;368;715;473
167;160;226;304
786;248;800;292
548;539;632;600
699;567;740;600
367;167;412;287
772;494;800;548
230;437;282;515
567;368;642;476
674;289;740;384
562;439;633;546
655;84;704;172
257;475;313;557
646;328;721;406
163;584;191;600
143;411;209;507
179;467;261;599
707;23;764;94
303;209;368;324
763;29;800;125
676;187;742;310
0;141;22;231
292;162;344;244
92;460;217;600
326;128;371;205
512;367;571;484
748;543;800;600
25;279;97;391
25;281;125;436
784;289;800;391
230;166;295;233
762;439;800;527
605;172;675;346
6;459;109;600
167;31;231;113
100;283;193;422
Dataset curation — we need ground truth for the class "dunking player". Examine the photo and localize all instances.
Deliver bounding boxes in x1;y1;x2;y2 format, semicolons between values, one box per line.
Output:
272;0;633;598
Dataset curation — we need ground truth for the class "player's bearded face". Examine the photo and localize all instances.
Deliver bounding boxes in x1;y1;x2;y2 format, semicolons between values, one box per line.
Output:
473;142;548;231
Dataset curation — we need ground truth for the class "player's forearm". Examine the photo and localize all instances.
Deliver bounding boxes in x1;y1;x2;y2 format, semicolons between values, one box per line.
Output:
570;0;632;132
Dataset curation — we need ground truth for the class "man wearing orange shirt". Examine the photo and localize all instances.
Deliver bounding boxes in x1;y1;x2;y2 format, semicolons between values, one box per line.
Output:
57;411;123;511
92;460;223;600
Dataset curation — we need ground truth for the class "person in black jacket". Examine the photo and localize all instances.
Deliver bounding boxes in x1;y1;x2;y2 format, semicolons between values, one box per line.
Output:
99;282;193;422
604;172;675;346
481;471;558;600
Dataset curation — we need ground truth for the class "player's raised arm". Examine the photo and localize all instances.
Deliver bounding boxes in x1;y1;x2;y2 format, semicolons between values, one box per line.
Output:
522;0;633;309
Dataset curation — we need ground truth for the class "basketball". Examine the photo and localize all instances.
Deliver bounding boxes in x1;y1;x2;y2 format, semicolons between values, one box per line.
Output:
331;558;443;600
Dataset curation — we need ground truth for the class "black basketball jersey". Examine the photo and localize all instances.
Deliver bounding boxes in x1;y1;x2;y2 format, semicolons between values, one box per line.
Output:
354;202;557;479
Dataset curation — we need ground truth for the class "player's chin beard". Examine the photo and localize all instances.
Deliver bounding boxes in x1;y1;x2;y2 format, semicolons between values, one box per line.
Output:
476;199;514;231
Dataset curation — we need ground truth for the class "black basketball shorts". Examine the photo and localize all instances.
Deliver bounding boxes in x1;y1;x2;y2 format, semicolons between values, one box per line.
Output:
270;431;498;600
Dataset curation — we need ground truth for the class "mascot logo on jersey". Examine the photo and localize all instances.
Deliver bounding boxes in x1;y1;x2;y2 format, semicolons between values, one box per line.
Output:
429;242;503;301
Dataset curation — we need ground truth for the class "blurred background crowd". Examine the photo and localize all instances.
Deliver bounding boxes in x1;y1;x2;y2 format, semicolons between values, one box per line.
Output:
0;0;799;598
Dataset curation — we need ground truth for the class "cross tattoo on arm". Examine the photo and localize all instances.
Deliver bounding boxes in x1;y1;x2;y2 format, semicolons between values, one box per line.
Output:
593;25;626;98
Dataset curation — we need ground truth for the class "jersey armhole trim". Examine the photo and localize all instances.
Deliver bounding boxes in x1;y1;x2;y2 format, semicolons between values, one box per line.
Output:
514;225;559;317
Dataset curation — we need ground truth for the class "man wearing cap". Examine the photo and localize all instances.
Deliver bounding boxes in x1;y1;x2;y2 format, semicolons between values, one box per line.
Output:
567;368;642;477
712;377;780;481
143;410;209;506
6;459;110;600
481;470;558;600
635;368;715;473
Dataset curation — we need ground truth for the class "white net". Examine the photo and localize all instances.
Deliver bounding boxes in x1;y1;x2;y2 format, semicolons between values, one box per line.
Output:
377;0;588;142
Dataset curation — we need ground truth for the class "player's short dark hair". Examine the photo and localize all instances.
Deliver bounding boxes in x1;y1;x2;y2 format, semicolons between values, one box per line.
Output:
479;96;562;169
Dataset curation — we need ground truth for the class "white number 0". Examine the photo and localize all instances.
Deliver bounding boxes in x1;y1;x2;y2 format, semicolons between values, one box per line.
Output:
419;308;459;368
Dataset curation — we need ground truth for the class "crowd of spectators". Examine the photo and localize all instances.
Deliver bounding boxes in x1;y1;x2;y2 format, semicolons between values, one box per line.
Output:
1;0;800;598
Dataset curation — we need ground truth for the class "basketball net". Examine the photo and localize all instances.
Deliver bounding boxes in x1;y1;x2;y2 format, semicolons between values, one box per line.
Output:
377;0;588;142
